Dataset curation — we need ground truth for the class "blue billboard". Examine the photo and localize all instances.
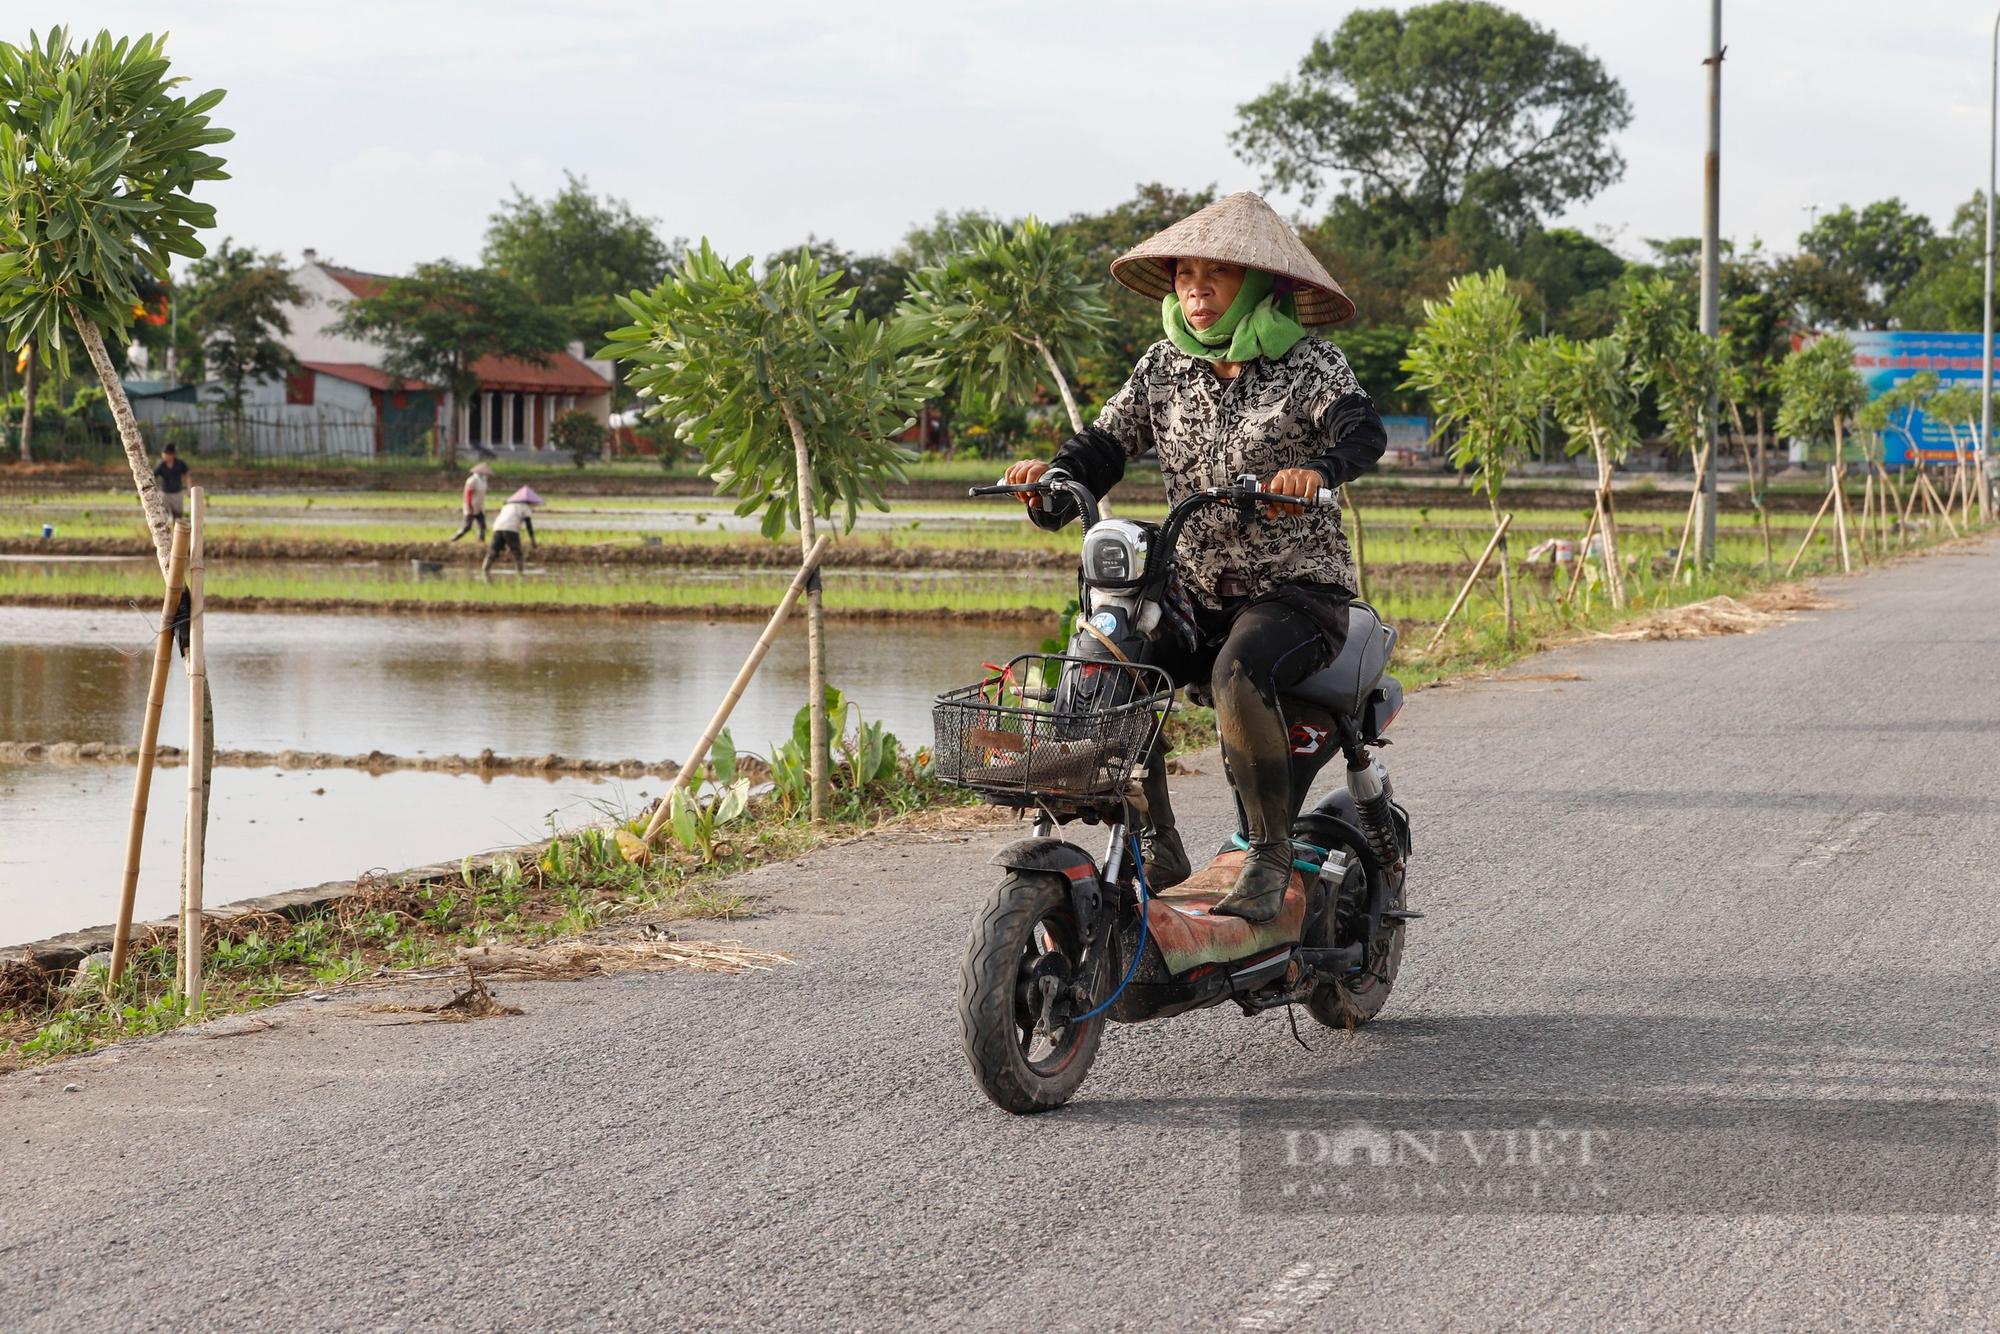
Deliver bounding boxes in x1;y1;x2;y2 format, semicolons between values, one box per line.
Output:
1845;330;1992;467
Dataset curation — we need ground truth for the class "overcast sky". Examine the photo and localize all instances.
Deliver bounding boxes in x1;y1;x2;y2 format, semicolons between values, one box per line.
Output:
45;1;2000;275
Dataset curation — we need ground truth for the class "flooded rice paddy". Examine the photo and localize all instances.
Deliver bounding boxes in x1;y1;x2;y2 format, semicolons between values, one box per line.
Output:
0;606;1044;946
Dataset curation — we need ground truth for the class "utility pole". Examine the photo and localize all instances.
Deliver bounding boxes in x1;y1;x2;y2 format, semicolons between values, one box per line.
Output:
1697;0;1724;567
1983;7;1998;517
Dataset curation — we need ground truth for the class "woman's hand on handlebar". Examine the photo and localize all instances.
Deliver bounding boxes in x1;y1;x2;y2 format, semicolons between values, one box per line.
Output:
1265;467;1324;517
1003;458;1050;507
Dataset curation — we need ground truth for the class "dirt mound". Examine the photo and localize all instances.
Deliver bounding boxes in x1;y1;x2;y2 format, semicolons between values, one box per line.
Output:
1597;585;1839;641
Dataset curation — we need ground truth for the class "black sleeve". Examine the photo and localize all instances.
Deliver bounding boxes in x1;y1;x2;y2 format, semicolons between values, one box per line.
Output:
1305;393;1388;490
1027;425;1127;532
523;516;536;542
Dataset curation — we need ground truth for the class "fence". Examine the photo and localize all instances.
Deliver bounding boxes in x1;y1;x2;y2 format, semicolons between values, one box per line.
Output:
3;404;436;465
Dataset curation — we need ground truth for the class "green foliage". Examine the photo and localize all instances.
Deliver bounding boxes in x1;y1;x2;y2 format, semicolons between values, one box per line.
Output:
1798;198;1935;331
175;237;301;410
550;407;608;467
764;687;906;813
1775;334;1867;458
765;236;911;323
898;216;1110;431
1531;334;1636;464
1615;277;1720;462
1401;268;1536;503
1054;183;1218;394
602;241;933;539
0;27;232;373
481;171;675;343
330;260;567;419
1231;2;1630;236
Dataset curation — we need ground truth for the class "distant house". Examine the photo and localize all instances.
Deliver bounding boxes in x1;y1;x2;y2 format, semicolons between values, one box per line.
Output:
283;251;615;460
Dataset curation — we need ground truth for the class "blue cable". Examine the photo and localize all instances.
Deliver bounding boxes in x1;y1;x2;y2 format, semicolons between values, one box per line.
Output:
1070;833;1149;1025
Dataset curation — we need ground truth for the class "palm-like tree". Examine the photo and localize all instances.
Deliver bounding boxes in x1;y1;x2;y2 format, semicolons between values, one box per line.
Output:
898;217;1109;435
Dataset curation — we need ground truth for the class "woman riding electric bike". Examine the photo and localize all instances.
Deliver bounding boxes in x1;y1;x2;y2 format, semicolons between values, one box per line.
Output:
1002;191;1387;925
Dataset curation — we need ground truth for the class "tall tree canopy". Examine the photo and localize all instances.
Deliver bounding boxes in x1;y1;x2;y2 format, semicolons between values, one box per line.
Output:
176;238;301;412
1797;199;1933;330
1232;2;1630;238
481;172;673;340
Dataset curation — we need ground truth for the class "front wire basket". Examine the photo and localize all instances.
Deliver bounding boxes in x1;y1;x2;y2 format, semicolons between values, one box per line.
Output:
931;653;1175;805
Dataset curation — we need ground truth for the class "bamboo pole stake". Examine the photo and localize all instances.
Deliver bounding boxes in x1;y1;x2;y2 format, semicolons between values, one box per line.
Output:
1831;465;1852;573
1558;502;1601;606
109;522;191;988
1668;480;1701;585
1339;484;1367;601
1923;469;1961;539
1784;483;1838;578
633;535;830;853
1425;513;1512;655
181;490;207;1011
1858;472;1874;564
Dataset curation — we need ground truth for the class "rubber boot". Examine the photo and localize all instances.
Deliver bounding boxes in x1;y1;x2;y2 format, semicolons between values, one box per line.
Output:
1210;659;1295;924
1138;751;1190;891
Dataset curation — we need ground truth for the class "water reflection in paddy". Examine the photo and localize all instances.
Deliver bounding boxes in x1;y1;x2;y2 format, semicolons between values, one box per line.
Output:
0;607;1043;945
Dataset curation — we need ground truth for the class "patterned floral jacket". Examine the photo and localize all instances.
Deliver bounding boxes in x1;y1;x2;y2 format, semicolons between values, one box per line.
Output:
1037;337;1387;607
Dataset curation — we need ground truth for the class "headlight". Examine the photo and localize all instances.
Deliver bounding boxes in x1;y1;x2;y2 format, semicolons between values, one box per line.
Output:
1081;520;1149;586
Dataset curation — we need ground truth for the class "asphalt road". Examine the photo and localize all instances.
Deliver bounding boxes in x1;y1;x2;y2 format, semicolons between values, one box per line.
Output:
7;541;2000;1332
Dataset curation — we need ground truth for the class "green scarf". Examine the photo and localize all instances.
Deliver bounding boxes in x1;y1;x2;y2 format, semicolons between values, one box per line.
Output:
1162;267;1308;364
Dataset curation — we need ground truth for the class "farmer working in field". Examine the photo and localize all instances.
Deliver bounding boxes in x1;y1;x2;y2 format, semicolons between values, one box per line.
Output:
1002;192;1385;922
451;461;495;541
483;486;542;578
153;444;190;520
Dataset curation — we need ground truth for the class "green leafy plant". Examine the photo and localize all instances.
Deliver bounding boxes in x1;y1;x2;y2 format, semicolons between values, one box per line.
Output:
1401;268;1538;641
0;26;231;557
897;216;1110;434
550;406;609;467
1530;334;1635;608
602;241;936;821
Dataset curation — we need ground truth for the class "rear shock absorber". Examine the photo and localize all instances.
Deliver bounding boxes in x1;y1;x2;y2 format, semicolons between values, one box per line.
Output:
1346;751;1404;875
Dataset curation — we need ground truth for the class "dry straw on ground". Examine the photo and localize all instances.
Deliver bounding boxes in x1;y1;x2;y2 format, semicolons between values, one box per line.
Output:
451;935;792;980
1595;585;1841;642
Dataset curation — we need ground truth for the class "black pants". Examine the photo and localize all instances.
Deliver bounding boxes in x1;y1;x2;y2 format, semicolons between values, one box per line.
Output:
451;511;487;541
1145;585;1349;845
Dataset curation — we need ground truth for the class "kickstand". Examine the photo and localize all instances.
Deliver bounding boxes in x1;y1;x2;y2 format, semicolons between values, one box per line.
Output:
1285;1004;1313;1053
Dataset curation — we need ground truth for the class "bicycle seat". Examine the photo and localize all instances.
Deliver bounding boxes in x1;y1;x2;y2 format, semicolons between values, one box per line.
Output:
1145;848;1308;975
1283;601;1395;719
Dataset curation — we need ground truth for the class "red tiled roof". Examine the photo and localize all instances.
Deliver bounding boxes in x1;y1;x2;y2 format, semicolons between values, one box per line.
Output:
322;265;392;300
471;351;611;393
299;362;433;392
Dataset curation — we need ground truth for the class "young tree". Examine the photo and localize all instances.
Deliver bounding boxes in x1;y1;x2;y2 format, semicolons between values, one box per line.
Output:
1776;334;1868;570
1532;334;1635;607
176;238;302;442
1232;2;1631;237
898;217;1110;435
603;243;935;822
331;261;568;464
0;26;230;554
1402;267;1538;640
1616;277;1722;571
481;171;674;344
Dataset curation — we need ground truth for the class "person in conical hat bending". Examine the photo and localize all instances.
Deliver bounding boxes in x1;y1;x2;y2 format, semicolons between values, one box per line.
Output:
1002;192;1385;922
482;486;543;578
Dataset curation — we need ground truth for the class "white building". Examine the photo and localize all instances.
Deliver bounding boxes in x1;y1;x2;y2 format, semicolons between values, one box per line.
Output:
283;251;616;460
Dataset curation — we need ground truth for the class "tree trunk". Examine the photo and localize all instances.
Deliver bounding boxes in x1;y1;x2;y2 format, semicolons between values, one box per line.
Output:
1491;495;1515;644
18;343;34;463
1830;417;1852;574
779;400;830;825
442;384;460;467
1029;335;1085;436
1590;426;1625;610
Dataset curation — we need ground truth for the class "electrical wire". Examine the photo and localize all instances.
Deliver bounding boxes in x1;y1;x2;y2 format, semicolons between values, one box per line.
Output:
1069;833;1149;1025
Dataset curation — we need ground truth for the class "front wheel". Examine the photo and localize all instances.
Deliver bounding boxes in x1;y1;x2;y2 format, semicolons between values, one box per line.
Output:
1305;861;1404;1030
958;870;1107;1113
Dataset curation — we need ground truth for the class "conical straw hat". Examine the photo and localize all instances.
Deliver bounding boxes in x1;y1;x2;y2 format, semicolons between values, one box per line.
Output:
1111;191;1354;328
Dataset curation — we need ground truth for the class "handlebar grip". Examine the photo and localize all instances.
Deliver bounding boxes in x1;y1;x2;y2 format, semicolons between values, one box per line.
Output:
967;484;1022;496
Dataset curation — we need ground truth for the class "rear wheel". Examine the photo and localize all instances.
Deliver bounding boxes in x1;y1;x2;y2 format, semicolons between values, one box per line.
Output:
1305;860;1404;1029
958;871;1108;1113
